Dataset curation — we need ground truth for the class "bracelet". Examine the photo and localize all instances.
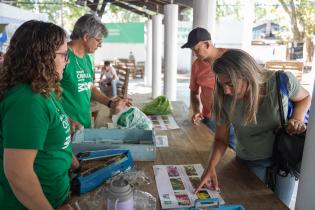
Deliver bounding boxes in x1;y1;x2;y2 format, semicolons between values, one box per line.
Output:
107;100;113;108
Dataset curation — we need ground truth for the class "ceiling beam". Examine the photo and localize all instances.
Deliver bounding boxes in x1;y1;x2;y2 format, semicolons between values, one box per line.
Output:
111;1;151;18
86;0;99;12
97;0;111;17
124;1;164;14
173;0;193;7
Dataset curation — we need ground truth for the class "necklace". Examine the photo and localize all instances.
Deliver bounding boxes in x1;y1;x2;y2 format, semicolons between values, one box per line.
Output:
74;54;84;71
69;46;86;71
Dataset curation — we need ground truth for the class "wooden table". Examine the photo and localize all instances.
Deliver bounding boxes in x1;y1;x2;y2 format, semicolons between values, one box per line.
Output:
71;101;289;210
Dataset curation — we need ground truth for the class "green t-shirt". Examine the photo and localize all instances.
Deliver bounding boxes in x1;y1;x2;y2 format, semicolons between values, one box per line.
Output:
60;49;94;128
219;71;300;160
0;84;72;209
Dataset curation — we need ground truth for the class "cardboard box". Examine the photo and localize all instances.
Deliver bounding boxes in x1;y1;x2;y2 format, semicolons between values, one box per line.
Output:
72;128;156;161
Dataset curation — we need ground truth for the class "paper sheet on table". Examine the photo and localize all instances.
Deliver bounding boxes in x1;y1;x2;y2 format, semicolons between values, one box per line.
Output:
147;115;180;131
153;164;224;209
155;135;169;147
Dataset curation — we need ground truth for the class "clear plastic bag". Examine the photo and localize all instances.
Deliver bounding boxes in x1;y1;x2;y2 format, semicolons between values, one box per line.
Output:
119;167;151;187
134;190;156;210
112;107;153;130
72;168;156;210
72;186;105;210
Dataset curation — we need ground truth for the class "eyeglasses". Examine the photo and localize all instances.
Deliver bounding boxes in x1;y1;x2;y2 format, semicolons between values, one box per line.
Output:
56;52;69;62
92;37;102;43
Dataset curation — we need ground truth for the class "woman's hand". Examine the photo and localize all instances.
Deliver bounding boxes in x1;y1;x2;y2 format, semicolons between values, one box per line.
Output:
68;117;83;137
71;154;80;171
287;118;306;135
194;166;219;193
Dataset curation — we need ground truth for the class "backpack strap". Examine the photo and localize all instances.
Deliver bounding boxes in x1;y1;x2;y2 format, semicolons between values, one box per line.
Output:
278;71;289;96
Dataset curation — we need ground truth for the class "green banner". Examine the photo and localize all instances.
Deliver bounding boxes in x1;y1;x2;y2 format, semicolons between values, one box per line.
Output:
103;22;144;43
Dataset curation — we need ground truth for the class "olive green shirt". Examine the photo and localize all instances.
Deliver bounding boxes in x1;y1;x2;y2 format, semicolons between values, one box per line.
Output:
219;71;300;160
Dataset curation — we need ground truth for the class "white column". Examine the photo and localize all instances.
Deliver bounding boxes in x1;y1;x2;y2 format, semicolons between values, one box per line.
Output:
296;40;315;210
164;4;178;101
193;0;216;38
144;19;152;86
152;14;163;98
241;0;254;52
192;0;216;65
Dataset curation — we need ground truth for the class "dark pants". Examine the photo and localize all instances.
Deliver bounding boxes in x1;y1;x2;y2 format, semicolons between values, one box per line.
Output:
202;117;236;150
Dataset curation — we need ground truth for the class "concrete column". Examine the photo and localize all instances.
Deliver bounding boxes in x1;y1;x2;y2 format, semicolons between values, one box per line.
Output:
296;41;315;210
193;0;216;38
192;0;216;65
241;0;254;52
152;14;163;98
164;4;178;101
144;19;152;86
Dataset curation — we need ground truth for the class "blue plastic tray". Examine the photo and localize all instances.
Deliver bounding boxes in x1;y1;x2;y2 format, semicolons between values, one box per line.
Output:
72;128;156;161
176;198;245;210
71;149;133;195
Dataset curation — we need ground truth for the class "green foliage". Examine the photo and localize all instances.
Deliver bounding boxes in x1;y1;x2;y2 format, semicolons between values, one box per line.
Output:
104;4;147;23
278;0;315;40
216;0;242;20
11;0;89;31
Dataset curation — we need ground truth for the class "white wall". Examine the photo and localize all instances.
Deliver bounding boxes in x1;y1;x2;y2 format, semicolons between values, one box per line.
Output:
94;19;287;72
248;45;287;64
214;19;243;49
94;43;145;65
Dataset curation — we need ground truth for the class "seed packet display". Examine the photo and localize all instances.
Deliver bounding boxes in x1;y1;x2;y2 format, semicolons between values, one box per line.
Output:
147;115;180;131
153;164;224;209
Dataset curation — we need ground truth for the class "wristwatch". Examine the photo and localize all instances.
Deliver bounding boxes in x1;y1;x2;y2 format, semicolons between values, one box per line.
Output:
107;100;113;108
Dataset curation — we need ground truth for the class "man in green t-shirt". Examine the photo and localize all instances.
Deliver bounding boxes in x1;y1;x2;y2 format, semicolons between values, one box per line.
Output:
61;14;131;128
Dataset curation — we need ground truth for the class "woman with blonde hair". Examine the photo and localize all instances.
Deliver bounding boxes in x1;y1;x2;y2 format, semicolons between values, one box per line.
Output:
0;20;74;209
195;49;310;206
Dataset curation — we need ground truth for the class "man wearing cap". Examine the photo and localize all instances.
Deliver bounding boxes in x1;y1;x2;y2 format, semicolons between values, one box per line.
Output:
181;27;235;148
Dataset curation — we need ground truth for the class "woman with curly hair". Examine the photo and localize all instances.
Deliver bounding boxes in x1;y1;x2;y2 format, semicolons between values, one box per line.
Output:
0;20;74;210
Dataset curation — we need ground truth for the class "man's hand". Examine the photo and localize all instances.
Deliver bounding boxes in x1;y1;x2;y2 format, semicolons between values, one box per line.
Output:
192;113;204;124
111;98;133;115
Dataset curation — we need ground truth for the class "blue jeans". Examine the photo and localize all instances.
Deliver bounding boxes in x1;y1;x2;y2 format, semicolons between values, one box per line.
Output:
110;79;118;96
202;117;236;149
238;157;296;207
99;79;118;97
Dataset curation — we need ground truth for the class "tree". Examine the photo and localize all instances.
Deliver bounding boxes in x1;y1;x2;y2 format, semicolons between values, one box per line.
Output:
216;0;242;20
102;4;146;23
278;0;315;62
12;0;89;31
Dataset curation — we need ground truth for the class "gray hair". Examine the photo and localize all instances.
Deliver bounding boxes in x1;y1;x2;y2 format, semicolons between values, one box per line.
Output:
70;14;108;40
